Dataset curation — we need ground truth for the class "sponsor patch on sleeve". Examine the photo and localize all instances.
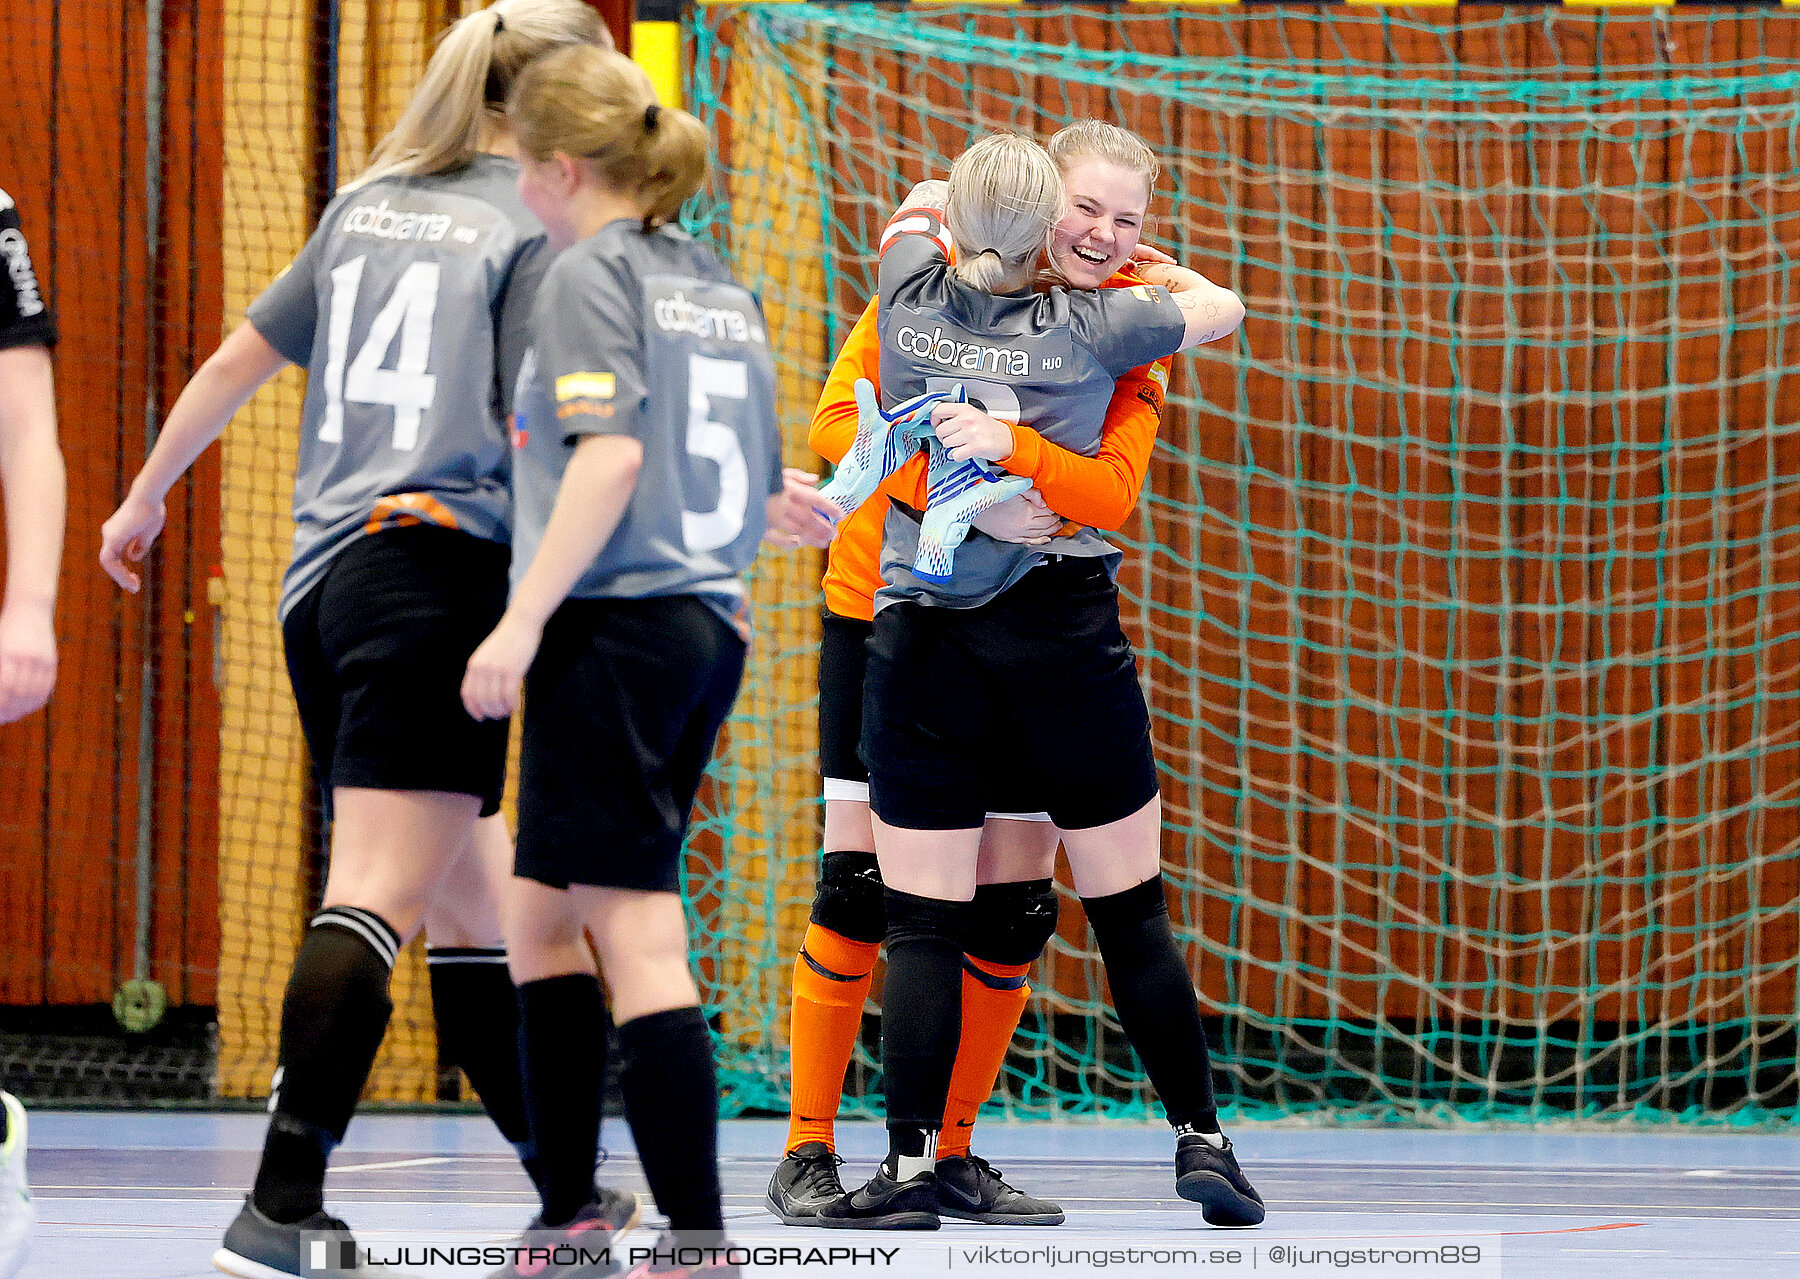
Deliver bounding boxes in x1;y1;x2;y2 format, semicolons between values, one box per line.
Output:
555;371;616;402
878;210;953;260
1149;363;1169;390
1129;284;1163;304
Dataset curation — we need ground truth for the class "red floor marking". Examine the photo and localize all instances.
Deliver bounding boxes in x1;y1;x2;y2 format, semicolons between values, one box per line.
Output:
1502;1222;1647;1237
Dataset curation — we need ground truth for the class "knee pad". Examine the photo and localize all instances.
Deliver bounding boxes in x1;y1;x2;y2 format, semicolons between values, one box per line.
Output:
963;878;1059;968
810;850;887;944
883;887;972;951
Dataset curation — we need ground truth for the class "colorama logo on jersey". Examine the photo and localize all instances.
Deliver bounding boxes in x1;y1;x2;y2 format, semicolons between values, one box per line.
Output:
653;290;762;343
342;199;455;244
894;324;1030;377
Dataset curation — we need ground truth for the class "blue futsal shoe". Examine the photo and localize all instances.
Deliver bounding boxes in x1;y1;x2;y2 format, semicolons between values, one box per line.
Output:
817;379;955;517
912;445;1033;582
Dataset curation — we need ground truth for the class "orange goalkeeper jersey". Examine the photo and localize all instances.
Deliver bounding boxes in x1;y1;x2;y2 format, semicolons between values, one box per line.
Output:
810;265;1174;622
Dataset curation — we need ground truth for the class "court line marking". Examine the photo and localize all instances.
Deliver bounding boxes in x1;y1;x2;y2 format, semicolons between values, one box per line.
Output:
328;1157;457;1173
741;1158;1800;1178
32;1185;1800;1218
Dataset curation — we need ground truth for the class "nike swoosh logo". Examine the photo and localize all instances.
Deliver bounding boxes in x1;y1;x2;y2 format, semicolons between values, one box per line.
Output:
953;1119;975;1128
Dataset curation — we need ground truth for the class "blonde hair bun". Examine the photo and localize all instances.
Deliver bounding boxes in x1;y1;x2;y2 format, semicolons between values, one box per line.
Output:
944;134;1064;292
509;44;710;232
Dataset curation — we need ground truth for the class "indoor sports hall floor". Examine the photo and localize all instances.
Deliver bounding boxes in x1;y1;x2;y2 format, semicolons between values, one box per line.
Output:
20;1111;1799;1277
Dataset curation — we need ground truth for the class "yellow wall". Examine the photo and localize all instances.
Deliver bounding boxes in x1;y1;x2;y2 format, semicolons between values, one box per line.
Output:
215;0;320;1100
216;0;473;1102
712;18;830;1054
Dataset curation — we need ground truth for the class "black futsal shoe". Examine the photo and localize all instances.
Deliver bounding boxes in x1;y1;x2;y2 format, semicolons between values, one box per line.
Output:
816;1165;941;1230
765;1142;848;1225
213;1197;393;1278
1175;1132;1266;1227
934;1155;1065;1225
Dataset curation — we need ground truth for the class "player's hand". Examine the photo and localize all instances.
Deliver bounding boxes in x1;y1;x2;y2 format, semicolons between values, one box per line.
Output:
970;489;1061;546
99;494;168;593
1128;242;1177;267
461;616;542;722
0;601;57;725
765;469;842;549
931;402;1014;464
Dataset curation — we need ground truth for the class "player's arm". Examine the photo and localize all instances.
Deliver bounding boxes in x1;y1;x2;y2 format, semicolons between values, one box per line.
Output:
100;321;289;591
462;437;642;722
927;362;1162;535
0;192;66;723
0;343;65;724
1133;261;1245;350
510;430;642;621
877;181;953;313
463;253;646;721
995;356;1168;532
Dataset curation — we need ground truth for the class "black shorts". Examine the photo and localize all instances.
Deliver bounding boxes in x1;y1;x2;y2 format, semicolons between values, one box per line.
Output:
860;557;1158;832
819;612;873;798
283;525;511;817
516;595;747;893
821;610;1049;819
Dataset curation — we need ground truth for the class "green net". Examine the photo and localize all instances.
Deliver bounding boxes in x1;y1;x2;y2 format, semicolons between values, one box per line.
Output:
687;3;1800;1125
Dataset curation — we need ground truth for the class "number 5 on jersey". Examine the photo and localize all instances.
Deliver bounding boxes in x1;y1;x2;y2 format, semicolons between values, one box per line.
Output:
685;353;751;553
318;255;440;450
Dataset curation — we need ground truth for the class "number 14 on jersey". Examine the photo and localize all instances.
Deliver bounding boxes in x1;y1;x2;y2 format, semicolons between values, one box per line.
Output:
318;255;440;451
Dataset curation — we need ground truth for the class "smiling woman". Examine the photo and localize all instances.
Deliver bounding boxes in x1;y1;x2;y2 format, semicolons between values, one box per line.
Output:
1045;122;1161;289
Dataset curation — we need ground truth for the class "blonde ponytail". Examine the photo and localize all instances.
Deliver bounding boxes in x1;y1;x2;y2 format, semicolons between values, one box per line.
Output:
509;46;709;232
944;134;1063;293
351;0;610;189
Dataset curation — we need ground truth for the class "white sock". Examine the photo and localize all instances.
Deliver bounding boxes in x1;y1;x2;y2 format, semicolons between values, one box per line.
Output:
889;1130;938;1181
1176;1124;1226;1149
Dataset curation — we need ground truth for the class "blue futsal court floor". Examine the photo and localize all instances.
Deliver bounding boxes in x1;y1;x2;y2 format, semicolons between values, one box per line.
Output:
18;1111;1800;1277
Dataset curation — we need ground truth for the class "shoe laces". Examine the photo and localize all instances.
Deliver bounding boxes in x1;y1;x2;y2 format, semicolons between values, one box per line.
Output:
961;1154;1019;1193
793;1148;847;1198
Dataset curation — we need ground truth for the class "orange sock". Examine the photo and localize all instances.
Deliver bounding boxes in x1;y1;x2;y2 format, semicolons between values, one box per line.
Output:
784;924;878;1155
938;955;1032;1160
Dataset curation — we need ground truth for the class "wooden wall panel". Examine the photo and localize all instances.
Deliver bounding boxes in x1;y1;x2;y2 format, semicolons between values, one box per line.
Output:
0;0;58;1009
0;0;223;1012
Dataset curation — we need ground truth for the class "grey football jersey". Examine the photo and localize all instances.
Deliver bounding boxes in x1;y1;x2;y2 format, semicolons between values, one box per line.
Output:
509;219;781;627
247;155;542;618
873;201;1185;610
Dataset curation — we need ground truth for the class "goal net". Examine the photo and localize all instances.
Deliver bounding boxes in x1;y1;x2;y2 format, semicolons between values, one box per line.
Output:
689;2;1800;1125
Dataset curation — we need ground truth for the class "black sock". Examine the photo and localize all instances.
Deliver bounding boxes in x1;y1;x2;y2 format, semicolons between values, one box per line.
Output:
428;947;541;1187
253;905;399;1222
880;888;971;1154
1082;878;1219;1131
517;973;608;1227
618;1006;723;1233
